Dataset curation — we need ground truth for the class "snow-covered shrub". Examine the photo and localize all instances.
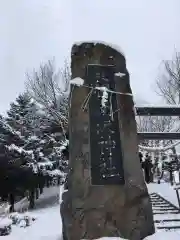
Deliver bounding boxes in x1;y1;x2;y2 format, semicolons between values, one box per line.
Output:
9;211;36;228
0;218;12;236
0;202;10;216
47;169;63;177
9;212;20;225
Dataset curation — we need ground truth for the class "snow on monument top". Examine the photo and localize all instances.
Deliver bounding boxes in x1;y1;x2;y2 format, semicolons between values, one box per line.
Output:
73;40;125;57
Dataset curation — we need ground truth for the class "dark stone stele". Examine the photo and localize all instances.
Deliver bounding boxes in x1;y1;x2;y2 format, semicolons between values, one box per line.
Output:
87;64;124;185
60;41;155;240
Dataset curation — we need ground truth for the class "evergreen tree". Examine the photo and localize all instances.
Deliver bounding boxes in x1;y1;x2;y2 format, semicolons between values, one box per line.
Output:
0;115;33;209
0;91;68;210
6;93;40;138
1;94;42;208
0;115;25;164
6;93;43;161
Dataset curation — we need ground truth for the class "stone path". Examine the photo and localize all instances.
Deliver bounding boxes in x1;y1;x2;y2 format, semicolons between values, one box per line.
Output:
150;193;180;231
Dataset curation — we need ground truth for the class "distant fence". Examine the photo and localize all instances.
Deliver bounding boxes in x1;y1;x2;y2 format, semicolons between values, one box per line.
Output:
0;197;29;217
0;202;10;216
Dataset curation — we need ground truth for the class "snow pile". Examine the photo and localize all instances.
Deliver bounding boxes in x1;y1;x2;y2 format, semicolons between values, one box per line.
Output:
0;218;12;228
0;212;36;236
0;218;12;236
70;77;84;86
9;212;36;228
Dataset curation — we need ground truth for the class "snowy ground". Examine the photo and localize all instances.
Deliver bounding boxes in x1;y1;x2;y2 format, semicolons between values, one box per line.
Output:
1;183;180;239
147;182;180;239
148;182;179;208
0;186;62;240
1;206;61;240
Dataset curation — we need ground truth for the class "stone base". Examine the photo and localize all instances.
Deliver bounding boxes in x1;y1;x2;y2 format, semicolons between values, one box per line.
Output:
61;187;154;240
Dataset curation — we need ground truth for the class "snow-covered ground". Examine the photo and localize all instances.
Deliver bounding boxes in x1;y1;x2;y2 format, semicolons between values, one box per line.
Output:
148;182;179;207
1;205;61;240
147;183;180;239
0;186;62;240
1;183;180;239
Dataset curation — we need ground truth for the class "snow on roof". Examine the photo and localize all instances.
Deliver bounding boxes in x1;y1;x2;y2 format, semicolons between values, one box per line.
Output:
73;40;125;56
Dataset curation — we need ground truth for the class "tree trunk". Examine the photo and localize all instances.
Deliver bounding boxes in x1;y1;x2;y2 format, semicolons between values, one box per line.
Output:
57;176;61;185
9;193;15;213
29;189;35;209
39;185;43;194
35;188;39;199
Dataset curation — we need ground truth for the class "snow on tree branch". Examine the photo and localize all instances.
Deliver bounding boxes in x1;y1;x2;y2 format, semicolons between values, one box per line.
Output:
0;117;22;139
6;144;34;156
25;59;69;132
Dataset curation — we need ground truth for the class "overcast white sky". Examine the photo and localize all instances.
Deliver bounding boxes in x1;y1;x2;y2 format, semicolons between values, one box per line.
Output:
0;0;180;114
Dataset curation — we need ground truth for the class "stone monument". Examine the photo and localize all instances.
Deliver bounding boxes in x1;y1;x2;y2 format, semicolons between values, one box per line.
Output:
60;41;155;240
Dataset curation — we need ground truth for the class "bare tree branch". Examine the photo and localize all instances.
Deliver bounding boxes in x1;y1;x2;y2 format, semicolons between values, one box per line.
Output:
156;52;180;105
25;59;70;133
154;51;180;154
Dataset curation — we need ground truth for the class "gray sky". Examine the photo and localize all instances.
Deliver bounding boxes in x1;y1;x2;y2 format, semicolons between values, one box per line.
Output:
0;0;180;114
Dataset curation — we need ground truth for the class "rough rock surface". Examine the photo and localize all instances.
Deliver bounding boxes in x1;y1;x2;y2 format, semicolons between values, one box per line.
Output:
60;42;155;240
